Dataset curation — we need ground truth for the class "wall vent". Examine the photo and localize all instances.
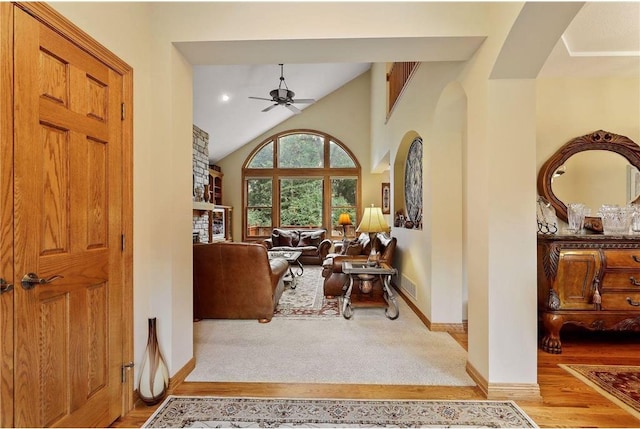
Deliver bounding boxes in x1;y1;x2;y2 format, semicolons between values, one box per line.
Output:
400;274;417;300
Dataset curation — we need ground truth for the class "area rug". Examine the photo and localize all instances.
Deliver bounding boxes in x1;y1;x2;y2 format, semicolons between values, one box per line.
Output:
560;364;640;420
273;266;340;319
143;396;537;428
185;297;475;385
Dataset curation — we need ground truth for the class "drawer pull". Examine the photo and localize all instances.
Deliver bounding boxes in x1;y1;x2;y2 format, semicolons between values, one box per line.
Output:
633;255;640;263
630;277;640;286
626;297;640;307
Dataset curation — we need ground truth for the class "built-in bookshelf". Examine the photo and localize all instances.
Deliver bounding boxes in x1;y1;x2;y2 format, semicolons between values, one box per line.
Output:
209;167;223;205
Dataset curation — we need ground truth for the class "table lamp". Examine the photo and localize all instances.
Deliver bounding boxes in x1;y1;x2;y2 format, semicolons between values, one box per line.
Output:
337;212;352;238
356;204;389;267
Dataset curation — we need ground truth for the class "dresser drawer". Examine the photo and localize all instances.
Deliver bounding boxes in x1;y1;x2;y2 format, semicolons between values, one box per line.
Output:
601;272;640;290
603;249;640;269
601;292;640;311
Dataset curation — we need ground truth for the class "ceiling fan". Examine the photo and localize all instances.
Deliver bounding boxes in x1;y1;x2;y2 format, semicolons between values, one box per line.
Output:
248;64;316;114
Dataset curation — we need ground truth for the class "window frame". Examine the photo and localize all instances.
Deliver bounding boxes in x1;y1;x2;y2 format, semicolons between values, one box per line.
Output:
242;129;361;241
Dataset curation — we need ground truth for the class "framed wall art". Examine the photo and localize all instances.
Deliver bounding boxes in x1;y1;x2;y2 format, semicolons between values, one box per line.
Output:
382;182;391;214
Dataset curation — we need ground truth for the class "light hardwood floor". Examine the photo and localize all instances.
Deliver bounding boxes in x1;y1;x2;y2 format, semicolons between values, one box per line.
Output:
111;328;640;428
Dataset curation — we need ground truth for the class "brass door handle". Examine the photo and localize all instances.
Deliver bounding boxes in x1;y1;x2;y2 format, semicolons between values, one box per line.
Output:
0;278;13;294
21;273;63;290
630;276;640;286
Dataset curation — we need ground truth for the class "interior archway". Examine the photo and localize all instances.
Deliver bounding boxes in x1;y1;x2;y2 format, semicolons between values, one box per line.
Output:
431;81;468;325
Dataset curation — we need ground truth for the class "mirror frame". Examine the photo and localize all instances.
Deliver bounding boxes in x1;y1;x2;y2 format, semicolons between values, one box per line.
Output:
537;130;640;233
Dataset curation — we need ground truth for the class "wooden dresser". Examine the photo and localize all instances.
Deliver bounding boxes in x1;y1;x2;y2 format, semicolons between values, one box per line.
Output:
537;234;640;353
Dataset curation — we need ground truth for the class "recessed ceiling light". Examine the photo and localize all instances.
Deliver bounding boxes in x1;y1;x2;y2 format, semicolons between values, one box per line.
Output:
220;94;230;102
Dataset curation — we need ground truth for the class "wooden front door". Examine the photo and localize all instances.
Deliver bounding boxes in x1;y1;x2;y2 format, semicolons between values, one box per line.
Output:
13;7;125;427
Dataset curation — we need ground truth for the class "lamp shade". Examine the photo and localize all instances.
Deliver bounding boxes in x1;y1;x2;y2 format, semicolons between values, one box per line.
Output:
356;205;389;233
337;213;352;226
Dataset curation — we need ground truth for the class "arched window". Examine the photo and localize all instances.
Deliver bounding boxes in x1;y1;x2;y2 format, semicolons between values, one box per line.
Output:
242;130;361;240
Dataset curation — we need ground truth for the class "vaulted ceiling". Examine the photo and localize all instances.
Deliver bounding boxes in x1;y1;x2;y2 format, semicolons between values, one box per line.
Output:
182;2;639;164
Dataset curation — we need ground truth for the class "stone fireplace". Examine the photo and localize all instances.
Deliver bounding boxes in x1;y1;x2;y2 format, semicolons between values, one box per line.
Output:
193;125;209;242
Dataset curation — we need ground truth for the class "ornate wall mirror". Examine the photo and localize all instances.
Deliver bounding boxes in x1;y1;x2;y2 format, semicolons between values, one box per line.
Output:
537;130;640;233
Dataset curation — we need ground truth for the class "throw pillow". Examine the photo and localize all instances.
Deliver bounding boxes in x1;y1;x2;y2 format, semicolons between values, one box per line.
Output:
340;239;361;255
344;243;363;256
273;230;294;247
360;234;373;255
298;231;323;247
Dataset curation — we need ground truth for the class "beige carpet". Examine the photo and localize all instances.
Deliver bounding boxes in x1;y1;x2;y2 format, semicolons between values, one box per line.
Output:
186;269;474;386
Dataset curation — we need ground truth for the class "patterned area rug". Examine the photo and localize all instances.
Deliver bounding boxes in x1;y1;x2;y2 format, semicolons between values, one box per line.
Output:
143;396;538;428
273;266;340;318
560;364;640;420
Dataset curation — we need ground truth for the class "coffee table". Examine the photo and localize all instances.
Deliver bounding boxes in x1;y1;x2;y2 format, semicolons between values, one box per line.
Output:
267;250;303;289
341;261;398;319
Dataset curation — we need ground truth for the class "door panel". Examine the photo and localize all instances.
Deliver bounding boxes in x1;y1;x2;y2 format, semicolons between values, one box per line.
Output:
555;249;600;310
13;8;123;427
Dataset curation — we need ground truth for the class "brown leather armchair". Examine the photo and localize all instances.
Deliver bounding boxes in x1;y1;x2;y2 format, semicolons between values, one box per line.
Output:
193;242;288;323
322;233;397;297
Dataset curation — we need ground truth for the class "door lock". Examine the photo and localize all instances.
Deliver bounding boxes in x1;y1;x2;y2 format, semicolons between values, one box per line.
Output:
21;273;63;290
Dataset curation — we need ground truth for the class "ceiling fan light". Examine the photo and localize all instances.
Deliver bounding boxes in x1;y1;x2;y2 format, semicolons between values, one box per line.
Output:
250;64;315;112
279;88;291;99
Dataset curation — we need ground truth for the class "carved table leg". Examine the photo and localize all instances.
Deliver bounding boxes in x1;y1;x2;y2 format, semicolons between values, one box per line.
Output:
541;313;564;354
382;274;399;320
342;276;354;319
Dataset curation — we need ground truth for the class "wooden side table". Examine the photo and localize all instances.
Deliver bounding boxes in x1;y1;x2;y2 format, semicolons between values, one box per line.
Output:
342;261;399;319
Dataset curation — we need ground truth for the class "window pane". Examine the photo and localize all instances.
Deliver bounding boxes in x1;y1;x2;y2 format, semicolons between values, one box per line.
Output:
331;178;356;206
247;208;272;237
329;140;356;168
247;178;272;206
248;141;274;168
280;178;323;226
278;134;324;168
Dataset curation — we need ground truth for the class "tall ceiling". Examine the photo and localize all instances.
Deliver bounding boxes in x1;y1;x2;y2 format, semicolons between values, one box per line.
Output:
192;63;373;162
184;2;639;164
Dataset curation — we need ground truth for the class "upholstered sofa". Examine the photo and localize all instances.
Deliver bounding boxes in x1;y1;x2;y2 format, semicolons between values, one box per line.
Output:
193;242;289;323
322;232;397;297
262;228;332;265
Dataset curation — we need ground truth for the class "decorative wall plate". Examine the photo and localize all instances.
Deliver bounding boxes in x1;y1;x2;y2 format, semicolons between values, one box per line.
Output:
404;137;423;227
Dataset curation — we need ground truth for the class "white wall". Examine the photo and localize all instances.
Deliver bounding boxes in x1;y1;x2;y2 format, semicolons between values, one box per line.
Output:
457;2;539;386
485;79;538;383
536;77;640;227
378;61;466;327
537;77;640;168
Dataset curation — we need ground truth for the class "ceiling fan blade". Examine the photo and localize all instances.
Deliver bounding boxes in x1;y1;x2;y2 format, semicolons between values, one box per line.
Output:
261;104;279;112
249;96;274;101
285;104;302;114
292;98;315;104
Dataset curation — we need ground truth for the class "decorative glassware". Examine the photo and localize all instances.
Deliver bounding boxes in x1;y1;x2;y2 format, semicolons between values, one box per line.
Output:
599;204;634;235
138;318;169;405
537;196;557;234
632;204;640;233
566;203;587;234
